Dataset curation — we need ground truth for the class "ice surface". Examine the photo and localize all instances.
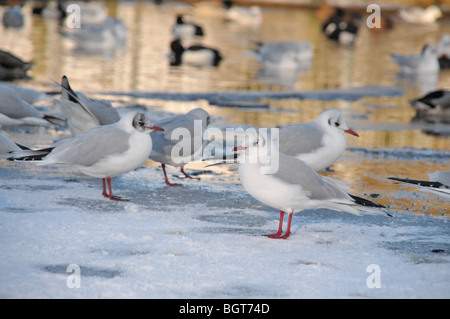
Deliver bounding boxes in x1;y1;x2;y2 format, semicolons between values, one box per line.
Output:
100;85;404;105
0;161;448;299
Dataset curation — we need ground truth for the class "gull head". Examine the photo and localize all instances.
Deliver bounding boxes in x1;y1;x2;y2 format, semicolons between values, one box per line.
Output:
130;112;164;133
316;110;359;137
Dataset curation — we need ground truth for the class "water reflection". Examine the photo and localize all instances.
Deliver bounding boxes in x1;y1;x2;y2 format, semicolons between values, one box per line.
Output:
0;1;448;216
3;2;450;92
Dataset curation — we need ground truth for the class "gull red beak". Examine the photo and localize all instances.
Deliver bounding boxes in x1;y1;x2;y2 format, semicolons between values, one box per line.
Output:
149;125;164;131
233;146;247;152
344;129;359;137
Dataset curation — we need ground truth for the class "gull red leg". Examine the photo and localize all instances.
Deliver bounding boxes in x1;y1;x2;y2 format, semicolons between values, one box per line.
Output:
263;211;285;238
162;164;182;187
102;178;109;198
105;176;129;202
180;167;196;179
264;211;293;240
278;212;293;240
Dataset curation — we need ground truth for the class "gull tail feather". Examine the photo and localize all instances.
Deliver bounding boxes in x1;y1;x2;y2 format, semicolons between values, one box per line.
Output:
8;147;54;162
349;194;392;217
43;114;66;125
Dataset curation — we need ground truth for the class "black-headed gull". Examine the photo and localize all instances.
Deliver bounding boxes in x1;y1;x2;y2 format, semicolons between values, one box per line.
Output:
389;171;450;201
54;75;120;135
10;112;163;201
234;132;388;239
170;39;223;67
172;15;204;39
278;110;358;171
398;5;442;24
149;108;210;186
0;84;63;127
391;45;439;75
0;50;34;81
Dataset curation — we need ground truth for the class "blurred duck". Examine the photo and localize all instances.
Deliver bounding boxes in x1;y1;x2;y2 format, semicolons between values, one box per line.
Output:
0;50;34;80
2;5;24;28
54;75;120;136
322;8;361;45
398;5;442;24
172;15;204;39
170;39;222;67
0;85;63;127
409;89;450;122
223;0;262;26
391;45;439;75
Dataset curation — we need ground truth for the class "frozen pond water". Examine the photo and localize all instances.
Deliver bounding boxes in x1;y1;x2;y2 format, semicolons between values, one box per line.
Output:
0;1;449;298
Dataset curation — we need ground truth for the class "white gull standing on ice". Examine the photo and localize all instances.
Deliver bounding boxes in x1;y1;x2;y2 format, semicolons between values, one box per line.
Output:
149;108;210;186
10;112;163;201
234;132;389;239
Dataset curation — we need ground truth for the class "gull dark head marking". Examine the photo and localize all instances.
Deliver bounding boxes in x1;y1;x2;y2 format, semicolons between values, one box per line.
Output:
132;112;150;132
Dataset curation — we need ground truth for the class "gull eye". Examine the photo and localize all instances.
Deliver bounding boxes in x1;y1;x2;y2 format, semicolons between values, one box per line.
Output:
335;122;340;127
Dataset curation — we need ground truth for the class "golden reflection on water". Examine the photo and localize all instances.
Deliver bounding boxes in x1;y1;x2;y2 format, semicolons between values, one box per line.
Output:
0;1;448;217
327;159;449;217
5;2;450;93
